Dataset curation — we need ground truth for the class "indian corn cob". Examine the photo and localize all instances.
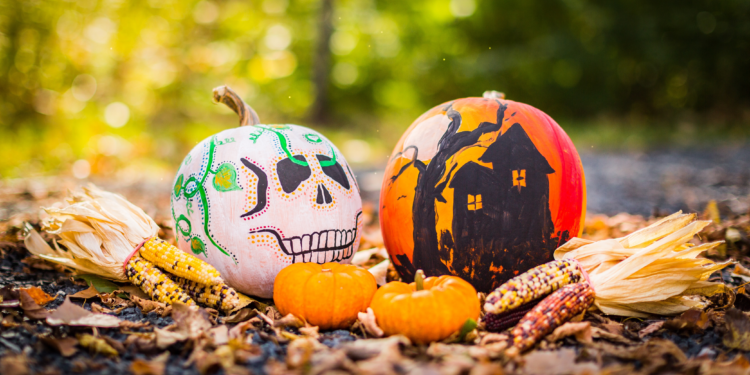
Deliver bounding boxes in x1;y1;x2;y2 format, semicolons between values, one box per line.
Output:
126;255;196;306
484;259;584;322
511;282;595;352
172;276;241;312
139;237;223;286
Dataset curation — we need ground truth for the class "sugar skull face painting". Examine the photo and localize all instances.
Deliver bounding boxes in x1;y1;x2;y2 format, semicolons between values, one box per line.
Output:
172;87;362;298
380;92;586;293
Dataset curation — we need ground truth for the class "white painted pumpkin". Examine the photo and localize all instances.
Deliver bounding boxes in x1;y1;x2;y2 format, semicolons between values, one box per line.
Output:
171;87;362;298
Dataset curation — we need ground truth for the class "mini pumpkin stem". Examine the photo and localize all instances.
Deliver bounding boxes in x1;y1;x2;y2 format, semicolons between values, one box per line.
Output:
212;85;261;127
415;269;425;291
483;90;506;100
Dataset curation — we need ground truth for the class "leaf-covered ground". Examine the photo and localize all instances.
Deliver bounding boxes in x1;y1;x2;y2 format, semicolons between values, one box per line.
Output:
1;176;750;375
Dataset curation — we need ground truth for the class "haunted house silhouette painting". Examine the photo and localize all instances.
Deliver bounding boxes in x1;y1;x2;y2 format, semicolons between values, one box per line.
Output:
395;101;565;293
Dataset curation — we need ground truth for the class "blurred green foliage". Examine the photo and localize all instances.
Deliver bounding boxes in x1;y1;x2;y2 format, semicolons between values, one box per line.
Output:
0;0;748;180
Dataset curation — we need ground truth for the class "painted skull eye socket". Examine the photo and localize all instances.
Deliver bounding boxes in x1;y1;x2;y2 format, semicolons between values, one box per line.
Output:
277;155;311;193
316;155;350;190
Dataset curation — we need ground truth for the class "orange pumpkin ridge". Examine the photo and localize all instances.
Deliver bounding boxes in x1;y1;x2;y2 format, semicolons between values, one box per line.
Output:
274;262;376;330
370;274;480;344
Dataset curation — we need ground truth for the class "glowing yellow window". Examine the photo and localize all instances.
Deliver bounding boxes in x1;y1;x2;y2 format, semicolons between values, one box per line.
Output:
468;194;483;211
513;169;526;189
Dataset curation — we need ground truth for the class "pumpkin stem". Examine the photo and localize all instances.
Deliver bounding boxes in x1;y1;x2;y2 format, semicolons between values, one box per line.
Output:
415;269;425;291
483;90;506;100
212;85;261;127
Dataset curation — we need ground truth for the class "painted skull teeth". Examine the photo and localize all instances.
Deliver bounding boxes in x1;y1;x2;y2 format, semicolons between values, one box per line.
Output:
251;211;362;264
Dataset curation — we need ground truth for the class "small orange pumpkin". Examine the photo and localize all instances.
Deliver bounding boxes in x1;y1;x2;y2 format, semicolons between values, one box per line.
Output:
369;270;480;344
274;262;377;330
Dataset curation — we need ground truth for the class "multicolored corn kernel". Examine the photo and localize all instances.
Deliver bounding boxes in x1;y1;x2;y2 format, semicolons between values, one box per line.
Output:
139;237;223;286
172;276;240;312
482;299;538;332
126;255;195;306
484;259;584;316
511;282;595;352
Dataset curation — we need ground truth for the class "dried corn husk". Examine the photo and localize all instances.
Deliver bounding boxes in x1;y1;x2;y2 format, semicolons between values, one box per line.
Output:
23;185;159;282
555;211;732;317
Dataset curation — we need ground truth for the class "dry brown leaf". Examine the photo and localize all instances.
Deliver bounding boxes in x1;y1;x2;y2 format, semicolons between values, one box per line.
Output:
19;289;49;320
20;286;55;306
119;320;151;329
131;295;171;317
601;322;625;336
209;325;229;346
341;335;410;361
46;297;121;327
69;285;100;299
638;321;665;338
155;303;213;349
0;353;30;375
664;309;711;332
154;328;189;349
90;302;113;314
521;348;599;375
223;308;257;324
40;336;78;357
545;321;593;344
287;337;319;368
723;308;750;351
0;286;20;308
357;307;384;338
130;352;169;375
299;325;320;339
274;313;304;328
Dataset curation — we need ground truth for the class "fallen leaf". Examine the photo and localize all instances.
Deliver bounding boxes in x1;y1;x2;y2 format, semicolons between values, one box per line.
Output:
342;336;410;361
172;302;213;339
46;297;121;327
209;325;229;346
154;327;189;349
154;303;212;349
40;336;78;357
639;321;665;338
286;337;319;368
69;285;100;299
545;321;592;344
0;286;19;308
0;353;30;375
223;308;257;324
19;289;48;319
120;320;151;329
522;348;599;375
78;334;119;357
274;313;304;328
601;322;625;336
299;325;320;339
664;309;711;332
723;308;750;351
130;352;169;375
131;295;171;317
357;307;383;338
20;286;55;306
90;303;113;314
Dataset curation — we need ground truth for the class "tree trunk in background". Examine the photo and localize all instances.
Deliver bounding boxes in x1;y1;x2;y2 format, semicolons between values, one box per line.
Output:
309;0;334;124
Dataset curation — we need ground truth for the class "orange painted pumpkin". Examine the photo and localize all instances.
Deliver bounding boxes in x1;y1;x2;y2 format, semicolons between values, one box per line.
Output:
369;271;480;344
273;262;377;330
379;91;586;293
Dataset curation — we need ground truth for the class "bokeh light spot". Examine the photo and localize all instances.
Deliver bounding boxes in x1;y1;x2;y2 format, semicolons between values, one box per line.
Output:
104;102;130;128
